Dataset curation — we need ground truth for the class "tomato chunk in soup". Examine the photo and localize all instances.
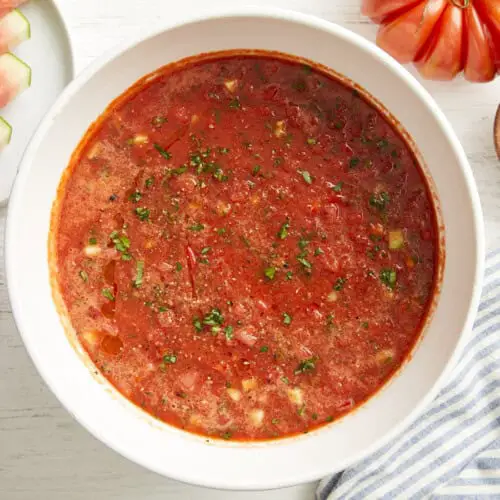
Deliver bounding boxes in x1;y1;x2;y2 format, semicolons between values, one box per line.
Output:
52;53;438;441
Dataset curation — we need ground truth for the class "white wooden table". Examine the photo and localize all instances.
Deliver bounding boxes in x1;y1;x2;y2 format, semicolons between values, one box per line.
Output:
1;1;500;498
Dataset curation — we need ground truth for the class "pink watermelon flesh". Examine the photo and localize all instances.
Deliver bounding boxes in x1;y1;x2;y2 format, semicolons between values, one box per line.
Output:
0;52;30;108
0;0;28;19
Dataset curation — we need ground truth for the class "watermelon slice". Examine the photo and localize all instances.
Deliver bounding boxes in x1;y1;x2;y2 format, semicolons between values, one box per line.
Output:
0;52;30;108
0;1;28;20
0;9;30;53
0;116;11;149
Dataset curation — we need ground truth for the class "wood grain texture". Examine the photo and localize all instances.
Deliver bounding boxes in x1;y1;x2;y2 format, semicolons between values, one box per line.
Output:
1;0;499;498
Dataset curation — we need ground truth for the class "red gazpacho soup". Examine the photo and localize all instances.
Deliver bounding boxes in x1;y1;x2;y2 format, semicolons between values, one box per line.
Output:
51;52;440;441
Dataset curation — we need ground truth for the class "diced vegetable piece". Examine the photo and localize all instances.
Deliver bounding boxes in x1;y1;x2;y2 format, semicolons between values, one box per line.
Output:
84;245;101;257
0;52;31;108
274;120;286;137
287;387;304;406
128;134;148;145
226;388;242;402
224;79;238;92
242;378;258;392
376;348;395;365
0;116;11;150
0;10;30;54
389;230;404;250
249;409;264;426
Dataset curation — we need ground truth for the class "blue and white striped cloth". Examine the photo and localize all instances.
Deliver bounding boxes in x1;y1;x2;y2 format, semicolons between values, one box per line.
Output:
318;250;500;499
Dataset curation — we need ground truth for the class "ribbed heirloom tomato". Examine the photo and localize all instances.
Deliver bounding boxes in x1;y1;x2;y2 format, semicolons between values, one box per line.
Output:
362;0;500;81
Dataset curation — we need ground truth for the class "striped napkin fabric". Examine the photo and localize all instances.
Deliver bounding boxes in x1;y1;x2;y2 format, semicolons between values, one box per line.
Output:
317;249;500;499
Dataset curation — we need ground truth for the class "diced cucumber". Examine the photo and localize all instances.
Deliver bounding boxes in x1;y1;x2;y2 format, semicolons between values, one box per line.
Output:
0;9;31;52
0;116;12;150
388;230;404;250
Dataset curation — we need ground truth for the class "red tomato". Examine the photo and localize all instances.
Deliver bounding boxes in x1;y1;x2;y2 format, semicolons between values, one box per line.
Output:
362;0;500;82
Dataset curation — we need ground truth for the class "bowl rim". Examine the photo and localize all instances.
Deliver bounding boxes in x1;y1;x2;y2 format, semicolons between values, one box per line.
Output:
5;5;485;490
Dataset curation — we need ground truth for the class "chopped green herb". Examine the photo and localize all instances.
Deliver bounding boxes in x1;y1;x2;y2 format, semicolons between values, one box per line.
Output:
285;271;293;280
189;222;205;232
201;246;212;255
302;64;312;74
297;256;312;270
306;137;317;145
294;357;317;375
298;238;310;250
380;268;397;289
273;157;284;166
168;165;187;176
79;270;88;282
145;177;154;188
369;192;390;212
175;262;182;272
88;237;97;245
129;191;142;203
218;147;230;155
349;157;360;168
193;317;202;332
272;418;280;425
281;376;289;385
102;288;115;301
260;346;269;353
229;98;240;109
151;116;167;127
135;207;150;221
109;231;131;260
325;416;334;423
334;121;344;130
252;165;261;176
224;325;234;340
133;260;145;288
312;413;318;420
377;138;389;150
314;248;324;256
221;431;232;440
334;277;346;291
202;308;224;327
163;353;177;364
264;267;277;280
297;405;306;416
298;170;313;185
277;219;290;240
361;321;369;329
216;228;227;236
213;167;228;182
326;313;335;328
154;143;172;160
199;258;209;265
240;236;251;248
292;79;306;92
332;182;343;192
158;306;168;312
283;313;292;325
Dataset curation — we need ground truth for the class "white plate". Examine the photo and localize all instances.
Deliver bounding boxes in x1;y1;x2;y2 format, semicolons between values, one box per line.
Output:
0;0;74;204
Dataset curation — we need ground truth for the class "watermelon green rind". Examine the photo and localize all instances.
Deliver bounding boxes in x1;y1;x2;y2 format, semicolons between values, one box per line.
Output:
0;116;12;149
13;9;31;40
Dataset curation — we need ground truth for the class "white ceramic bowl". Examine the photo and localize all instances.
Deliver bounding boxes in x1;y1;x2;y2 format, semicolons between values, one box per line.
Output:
5;7;484;490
